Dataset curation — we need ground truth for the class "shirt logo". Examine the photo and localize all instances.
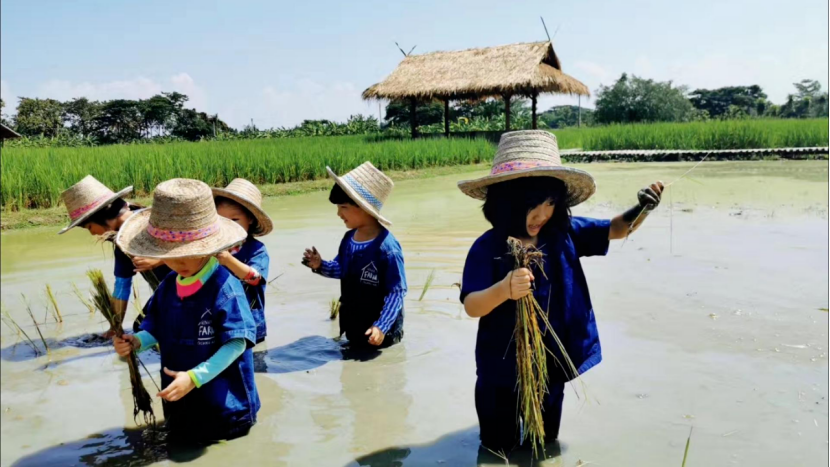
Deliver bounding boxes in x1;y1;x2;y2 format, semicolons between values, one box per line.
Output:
360;262;379;286
198;309;215;345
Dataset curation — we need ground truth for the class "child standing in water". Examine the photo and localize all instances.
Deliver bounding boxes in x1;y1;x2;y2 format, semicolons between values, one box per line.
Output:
302;162;407;349
113;178;260;442
213;179;273;344
58;175;171;335
457;131;663;453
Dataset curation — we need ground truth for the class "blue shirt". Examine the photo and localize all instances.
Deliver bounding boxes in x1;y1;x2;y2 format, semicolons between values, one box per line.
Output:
460;217;611;386
141;266;260;437
231;239;270;342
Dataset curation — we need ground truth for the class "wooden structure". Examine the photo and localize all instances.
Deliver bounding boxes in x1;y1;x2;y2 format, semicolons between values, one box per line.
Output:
363;41;590;137
0;123;20;145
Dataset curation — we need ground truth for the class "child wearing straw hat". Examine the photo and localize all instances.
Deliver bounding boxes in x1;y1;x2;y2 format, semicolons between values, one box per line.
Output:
458;130;664;453
213;179;273;344
58;175;172;337
113;178;260;442
301;162;407;349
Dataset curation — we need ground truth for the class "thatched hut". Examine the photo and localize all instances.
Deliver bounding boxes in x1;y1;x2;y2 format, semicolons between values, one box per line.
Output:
363;41;590;137
0;123;21;143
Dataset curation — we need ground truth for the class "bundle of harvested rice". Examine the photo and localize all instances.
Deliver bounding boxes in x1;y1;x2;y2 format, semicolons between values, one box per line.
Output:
87;269;155;426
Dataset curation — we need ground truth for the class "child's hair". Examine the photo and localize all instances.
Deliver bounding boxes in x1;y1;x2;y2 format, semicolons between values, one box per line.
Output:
482;177;571;239
329;184;357;206
215;196;261;236
82;198;130;228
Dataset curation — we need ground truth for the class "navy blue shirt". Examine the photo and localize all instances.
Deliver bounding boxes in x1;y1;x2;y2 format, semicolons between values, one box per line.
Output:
113;243;172;287
141;266;260;437
460;217;611;386
231;239;270;342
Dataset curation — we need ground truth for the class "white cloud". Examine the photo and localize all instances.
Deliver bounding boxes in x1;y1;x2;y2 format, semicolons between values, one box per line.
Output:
574;61;612;86
170;73;207;111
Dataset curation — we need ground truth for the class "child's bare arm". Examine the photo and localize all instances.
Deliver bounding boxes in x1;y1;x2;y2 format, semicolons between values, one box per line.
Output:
216;251;254;280
609;181;664;240
463;268;534;318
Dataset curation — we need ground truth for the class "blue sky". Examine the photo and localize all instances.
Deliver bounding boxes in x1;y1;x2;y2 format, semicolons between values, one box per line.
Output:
2;0;827;129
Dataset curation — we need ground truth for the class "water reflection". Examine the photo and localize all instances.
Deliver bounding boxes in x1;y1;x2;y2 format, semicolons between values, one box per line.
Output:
252;335;382;374
1;333;112;363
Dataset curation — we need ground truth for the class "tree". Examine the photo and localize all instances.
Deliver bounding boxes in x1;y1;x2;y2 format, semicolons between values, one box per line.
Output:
689;85;769;119
384;100;447;127
170;108;228;141
0;98;8;127
594;74;698;124
63;97;102;137
539;105;595;128
779;80;829;118
14;97;65;137
93;99;143;144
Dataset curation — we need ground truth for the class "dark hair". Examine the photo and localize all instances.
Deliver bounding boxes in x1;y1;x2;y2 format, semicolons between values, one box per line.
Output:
482;177;571;239
215;196;261;236
328;183;357;206
82;198;129;228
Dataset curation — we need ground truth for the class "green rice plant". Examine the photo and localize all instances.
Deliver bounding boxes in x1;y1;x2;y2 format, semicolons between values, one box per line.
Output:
44;284;63;323
329;299;340;320
71;282;95;314
419;269;436;301
1;302;40;354
682;427;693;467
87;269;155;426
21;294;48;355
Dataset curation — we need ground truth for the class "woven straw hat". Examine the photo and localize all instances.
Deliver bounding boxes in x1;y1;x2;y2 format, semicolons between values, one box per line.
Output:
58;175;133;234
457;130;596;206
116;179;247;259
212;178;273;236
327;162;393;227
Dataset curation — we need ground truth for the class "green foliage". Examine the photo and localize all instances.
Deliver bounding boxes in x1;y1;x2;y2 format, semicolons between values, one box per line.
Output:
595;74;699;124
539;105;594;128
14;98;65;137
689;85;769;119
779;80;829;118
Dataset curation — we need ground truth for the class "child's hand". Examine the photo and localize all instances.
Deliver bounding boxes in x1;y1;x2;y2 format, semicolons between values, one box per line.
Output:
504;268;535;300
133;257;162;273
158;367;196;402
365;326;385;346
302;247;322;270
215;250;233;266
638;181;664;211
113;334;137;357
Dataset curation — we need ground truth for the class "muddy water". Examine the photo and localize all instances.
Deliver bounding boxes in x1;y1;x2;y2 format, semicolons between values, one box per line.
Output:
1;161;827;466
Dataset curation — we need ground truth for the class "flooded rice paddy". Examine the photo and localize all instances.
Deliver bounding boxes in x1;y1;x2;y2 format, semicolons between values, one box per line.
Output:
1;161;827;466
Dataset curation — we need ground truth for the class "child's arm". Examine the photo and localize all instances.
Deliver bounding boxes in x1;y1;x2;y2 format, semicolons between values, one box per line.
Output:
463;268;534;318
303;247;341;279
216;251;264;285
156;339;246;402
367;251;407;345
609;181;664;240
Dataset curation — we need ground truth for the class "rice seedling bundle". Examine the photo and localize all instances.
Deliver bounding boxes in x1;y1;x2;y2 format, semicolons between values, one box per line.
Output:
87;269;155;426
329;299;340;320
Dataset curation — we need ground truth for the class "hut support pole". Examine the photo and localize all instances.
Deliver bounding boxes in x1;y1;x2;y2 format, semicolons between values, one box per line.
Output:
531;94;538;129
444;99;450;137
504;94;512;131
409;98;418;138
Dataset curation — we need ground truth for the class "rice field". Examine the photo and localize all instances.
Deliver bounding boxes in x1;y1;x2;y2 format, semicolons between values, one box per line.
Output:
2;118;826;211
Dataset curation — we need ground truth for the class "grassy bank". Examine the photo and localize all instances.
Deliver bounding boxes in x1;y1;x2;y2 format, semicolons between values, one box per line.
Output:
0;164;489;230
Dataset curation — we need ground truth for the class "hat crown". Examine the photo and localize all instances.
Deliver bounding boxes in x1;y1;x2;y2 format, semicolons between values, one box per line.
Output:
492;130;561;170
340;162;393;210
60;175;117;220
223;178;262;206
148;179;218;231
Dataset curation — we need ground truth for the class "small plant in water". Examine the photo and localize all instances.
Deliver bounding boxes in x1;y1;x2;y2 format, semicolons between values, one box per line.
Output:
45;284;63;323
1;302;40;354
21;294;49;355
71;282;95;314
419;269;436;301
329;299;341;320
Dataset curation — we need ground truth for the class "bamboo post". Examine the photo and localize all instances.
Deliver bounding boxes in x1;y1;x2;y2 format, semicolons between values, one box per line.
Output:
578;95;582;128
409;98;418;138
531;94;538;129
443;99;450;137
504;94;512;131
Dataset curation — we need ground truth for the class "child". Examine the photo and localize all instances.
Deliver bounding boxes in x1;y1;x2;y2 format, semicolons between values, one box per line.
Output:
301;162;407;349
457;131;664;453
113;178;260;442
213;179;273;344
58;175;171;335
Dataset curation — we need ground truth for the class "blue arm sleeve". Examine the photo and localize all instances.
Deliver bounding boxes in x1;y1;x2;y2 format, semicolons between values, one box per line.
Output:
216;280;257;348
113;276;133;301
570;217;612;258
134;330;158;353
187;338;246;388
460;236;496;304
318;255;341;279
374;250;407;334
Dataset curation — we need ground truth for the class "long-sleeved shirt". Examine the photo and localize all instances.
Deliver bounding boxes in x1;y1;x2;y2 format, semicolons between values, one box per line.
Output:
317;235;405;335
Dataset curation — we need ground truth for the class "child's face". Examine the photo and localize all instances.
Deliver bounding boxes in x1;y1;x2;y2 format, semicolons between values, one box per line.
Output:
525;199;555;238
81;221;112;236
336;203;375;230
163;256;210;277
217;203;252;234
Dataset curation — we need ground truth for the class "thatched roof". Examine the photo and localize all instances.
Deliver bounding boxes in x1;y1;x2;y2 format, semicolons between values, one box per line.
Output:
363;41;590;101
0;123;21;140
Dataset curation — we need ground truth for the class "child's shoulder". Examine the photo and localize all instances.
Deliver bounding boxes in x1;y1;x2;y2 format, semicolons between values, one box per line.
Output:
470;229;497;251
211;267;247;301
379;229;404;255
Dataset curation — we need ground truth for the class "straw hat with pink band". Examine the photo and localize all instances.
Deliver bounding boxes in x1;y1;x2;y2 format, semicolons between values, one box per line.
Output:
457;130;596;206
57;175;134;234
116;178;247;259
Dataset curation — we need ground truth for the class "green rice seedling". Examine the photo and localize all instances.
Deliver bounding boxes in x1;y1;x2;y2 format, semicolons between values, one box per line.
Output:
419;269;436;301
1;302;40;354
329;299;341;320
45;284;63;323
87;269;155;426
71;282;95;314
21;294;48;355
682;427;693;467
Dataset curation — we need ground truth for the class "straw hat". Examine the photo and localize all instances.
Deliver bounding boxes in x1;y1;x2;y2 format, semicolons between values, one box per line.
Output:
457;130;596;206
58;175;134;234
327;162;393;227
212;178;273;236
116;179;247;259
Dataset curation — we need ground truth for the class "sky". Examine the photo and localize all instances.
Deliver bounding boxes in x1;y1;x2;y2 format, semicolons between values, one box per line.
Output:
1;0;828;129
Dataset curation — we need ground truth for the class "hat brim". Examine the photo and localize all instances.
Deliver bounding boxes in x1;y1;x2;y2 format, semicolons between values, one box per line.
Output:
211;187;273;236
457;167;596;206
58;186;134;235
115;209;247;259
327;167;392;228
